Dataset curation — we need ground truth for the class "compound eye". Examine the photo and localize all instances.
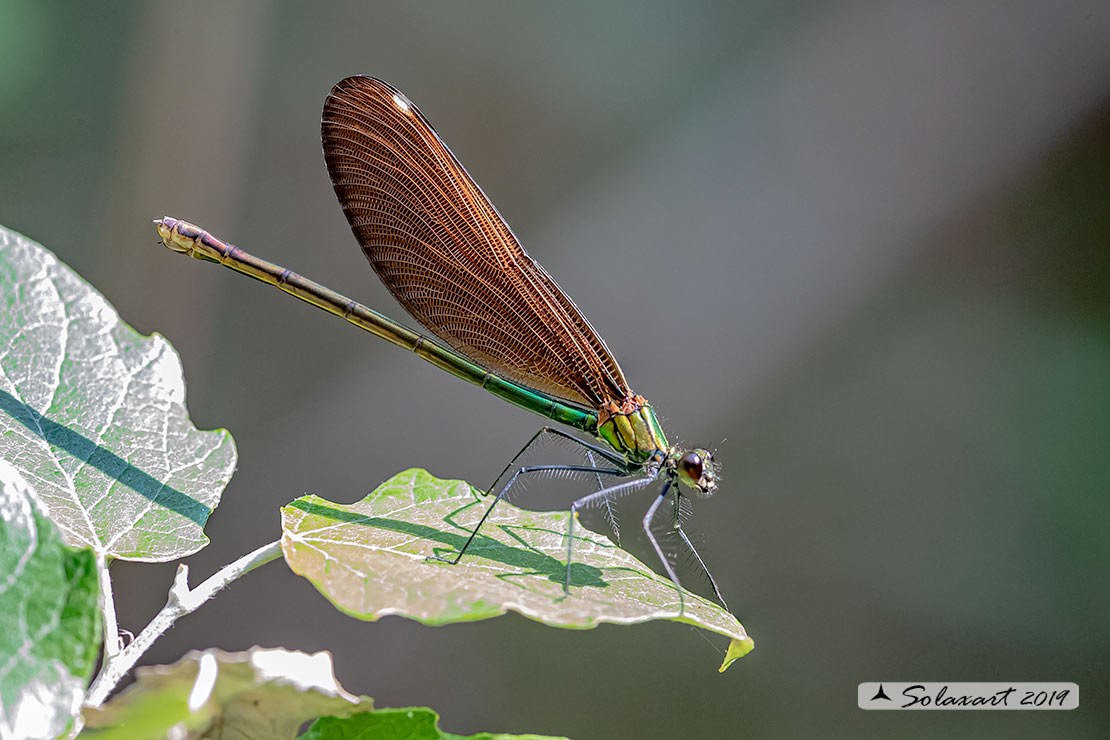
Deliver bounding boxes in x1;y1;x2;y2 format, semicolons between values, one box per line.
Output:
680;451;704;481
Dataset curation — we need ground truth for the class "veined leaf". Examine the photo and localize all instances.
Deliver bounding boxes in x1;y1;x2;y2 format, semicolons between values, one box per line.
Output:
281;468;753;668
0;223;236;561
80;647;372;740
0;459;100;740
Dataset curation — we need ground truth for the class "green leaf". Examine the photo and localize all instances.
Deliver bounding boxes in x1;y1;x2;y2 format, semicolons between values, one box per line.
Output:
301;707;569;740
280;468;753;664
0;458;100;740
80;647;373;740
0;223;236;561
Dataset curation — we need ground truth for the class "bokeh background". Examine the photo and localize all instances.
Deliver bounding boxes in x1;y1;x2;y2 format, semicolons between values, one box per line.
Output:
2;1;1108;737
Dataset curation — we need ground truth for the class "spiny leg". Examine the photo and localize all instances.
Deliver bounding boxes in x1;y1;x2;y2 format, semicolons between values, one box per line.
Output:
485;427;626;499
429;464;624;565
564;473;658;594
643;478;685;615
502;429;628;546
672;490;728;611
585;450;621;544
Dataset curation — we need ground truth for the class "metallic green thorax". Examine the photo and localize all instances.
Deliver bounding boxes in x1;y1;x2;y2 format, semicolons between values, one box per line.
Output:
598;404;669;465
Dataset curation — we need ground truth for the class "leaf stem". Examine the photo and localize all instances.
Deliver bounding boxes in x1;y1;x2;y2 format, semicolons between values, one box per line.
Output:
84;539;283;707
96;553;121;659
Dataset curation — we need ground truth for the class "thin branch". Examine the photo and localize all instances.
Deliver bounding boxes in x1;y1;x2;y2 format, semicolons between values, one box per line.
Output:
84;539;283;707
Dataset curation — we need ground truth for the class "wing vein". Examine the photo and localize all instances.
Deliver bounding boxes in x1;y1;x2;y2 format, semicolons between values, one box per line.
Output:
321;76;634;407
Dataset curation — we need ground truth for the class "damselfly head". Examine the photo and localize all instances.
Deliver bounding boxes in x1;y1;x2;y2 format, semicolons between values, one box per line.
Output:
670;447;718;496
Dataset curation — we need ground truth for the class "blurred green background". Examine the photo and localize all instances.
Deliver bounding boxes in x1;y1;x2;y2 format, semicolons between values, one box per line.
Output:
2;1;1108;737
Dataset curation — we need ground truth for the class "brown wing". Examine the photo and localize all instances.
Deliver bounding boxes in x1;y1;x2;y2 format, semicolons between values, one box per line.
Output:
321;75;631;408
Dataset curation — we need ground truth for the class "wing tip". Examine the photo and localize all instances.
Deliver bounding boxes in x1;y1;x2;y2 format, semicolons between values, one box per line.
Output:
327;75;398;104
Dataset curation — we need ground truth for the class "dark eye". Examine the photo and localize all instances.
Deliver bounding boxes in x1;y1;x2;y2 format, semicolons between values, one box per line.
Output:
680;451;703;480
